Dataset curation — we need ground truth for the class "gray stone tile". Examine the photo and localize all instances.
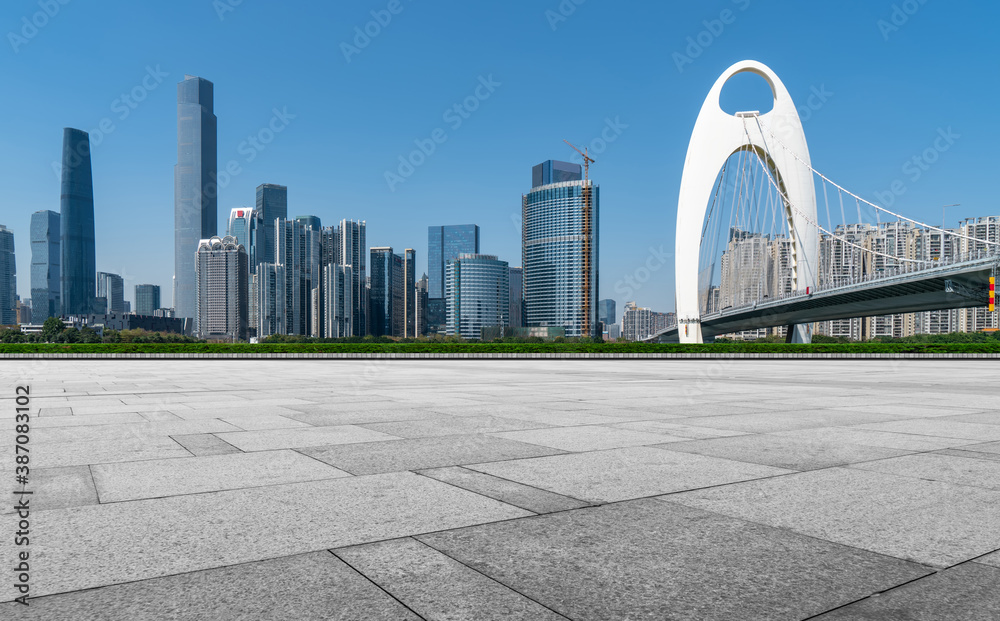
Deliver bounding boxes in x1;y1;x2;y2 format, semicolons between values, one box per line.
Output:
3;472;529;601
856;419;1000;441
959;441;1000;455
361;415;551;438
33;436;193;468
611;420;749;439
771;426;970;451
299;434;565;476
848;453;1000;491
430;403;545;418
496;410;651;426
171;433;242;456
217;425;401;451
218;415;311;431
139;411;183;422
977;550;1000;569
671;467;1000;567
418;498;930;621
33;412;149;428
932;448;1000;463
467;446;792;503
827;403;983;418
171;405;310;420
658;434;913;470
493;425;679;452
37;407;73;417
284;408;443;426
812;563;1000;620
92;450;350;502
34;419;242;444
336;538;568;620
2;551;421;620
0;466;98;514
417;466;592;514
681;410;906;434
941;411;1000;425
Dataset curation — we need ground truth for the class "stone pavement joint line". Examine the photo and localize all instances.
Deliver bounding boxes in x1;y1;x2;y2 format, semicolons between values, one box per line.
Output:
1;359;999;620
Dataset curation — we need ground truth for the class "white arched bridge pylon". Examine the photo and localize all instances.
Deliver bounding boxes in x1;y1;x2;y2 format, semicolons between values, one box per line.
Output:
673;60;999;344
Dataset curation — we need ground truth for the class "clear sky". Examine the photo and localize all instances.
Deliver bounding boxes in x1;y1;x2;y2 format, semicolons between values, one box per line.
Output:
2;0;997;313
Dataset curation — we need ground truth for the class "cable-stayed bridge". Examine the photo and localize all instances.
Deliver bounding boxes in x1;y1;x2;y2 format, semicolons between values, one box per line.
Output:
650;60;998;343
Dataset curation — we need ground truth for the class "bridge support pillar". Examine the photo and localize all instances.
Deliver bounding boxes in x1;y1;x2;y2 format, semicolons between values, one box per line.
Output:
785;324;812;344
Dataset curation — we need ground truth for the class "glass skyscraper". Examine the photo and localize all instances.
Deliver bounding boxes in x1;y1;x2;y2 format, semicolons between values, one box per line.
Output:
30;210;60;321
369;247;395;337
509;266;524;328
61;128;97;316
97;272;125;313
295;215;321;231
135;284;161;316
445;254;510;339
256;184;287;265
403;249;417;337
598;299;616;326
0;225;15;325
523;160;599;338
227;207;263;271
427;224;479;334
328;220;366;337
174;75;217;321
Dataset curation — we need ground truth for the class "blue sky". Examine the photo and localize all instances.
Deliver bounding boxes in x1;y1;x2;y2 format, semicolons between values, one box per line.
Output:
2;0;998;313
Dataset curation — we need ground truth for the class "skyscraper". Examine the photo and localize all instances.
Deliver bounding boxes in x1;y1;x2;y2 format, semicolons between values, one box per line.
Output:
174;76;218;320
322;264;353;338
330;220;367;337
509;267;524;328
369;247;395;337
415;274;429;336
227;207;263;271
97;272;125;313
135;284;161;316
195;236;248;341
445;254;510;339
295;215;321;231
0;225;15;325
256;184;287;265
403;249;417;337
274;218;321;336
427;224;479;333
257;263;286;338
523;160;599;338
30;210;60;321
598;299;616;327
60;128;97;316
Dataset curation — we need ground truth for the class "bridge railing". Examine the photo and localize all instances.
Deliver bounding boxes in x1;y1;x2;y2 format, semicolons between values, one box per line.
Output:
704;246;999;318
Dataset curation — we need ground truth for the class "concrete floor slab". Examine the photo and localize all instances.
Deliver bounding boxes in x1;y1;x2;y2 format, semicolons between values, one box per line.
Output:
361;415;552;438
492;425;679;452
659;434;913;470
0;466;98;514
417;466;593;514
216;425;401;451
848;453;1000;491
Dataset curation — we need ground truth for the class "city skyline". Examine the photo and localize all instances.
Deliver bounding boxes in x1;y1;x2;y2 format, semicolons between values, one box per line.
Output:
5;2;997;314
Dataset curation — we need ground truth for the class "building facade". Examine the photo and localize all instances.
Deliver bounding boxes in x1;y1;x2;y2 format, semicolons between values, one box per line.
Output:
428;224;480;334
445;254;510;339
174;76;217;320
0;226;15;325
328;220;367;337
97;272;125;313
227;207;263;270
256;184;287;266
135;284;161;316
275;218;321;336
508;267;524;328
369;247;395;337
61;128;97;316
415;274;429;336
598;299;616;327
322;264;353;338
195;236;248;341
30;210;60;321
403;249;417;338
522;161;599;338
256;263;286;338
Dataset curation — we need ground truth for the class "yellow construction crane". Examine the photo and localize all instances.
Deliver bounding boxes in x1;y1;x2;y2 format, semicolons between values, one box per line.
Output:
564;140;596;338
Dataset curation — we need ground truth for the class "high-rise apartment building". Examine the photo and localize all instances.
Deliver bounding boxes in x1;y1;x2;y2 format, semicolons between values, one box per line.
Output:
0;226;15;325
295;215;322;231
97;272;125;313
403;249;417;338
61;128;97;316
256;263;286;338
322;264;353;338
30;210;60;321
522;160;599;338
415;274;429;336
369;247;396;337
327;220;367;337
509;267;524;328
445;254;510;339
195;236;248;341
427;225;479;334
275;218;321;336
227;207;263;271
174;76;217;320
135;284;161;316
256;184;287;265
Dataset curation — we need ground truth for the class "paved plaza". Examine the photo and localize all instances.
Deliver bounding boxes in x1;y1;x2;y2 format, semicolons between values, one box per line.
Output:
2;359;1000;619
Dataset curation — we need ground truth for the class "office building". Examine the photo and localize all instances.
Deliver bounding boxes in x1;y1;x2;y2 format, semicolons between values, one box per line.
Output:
97;272;125;313
369;247;396;337
598;299;616;328
322;264;353;338
403;249;417;338
227;207;263;271
274;218;321;336
16;299;32;325
195;236;248;341
0;225;15;325
428;224;480;334
61;128;97;316
445;254;510;339
256;184;287;265
295;215;321;231
522;160;599;338
174;76;217;320
135;284;161;316
327;220;367;337
509;267;524;328
415;274;429;336
30;210;60;321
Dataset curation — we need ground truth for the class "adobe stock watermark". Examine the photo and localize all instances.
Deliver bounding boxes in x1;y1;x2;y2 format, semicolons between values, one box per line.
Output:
878;0;930;41
210;107;296;197
341;0;414;63
50;65;171;180
568;116;629;166
673;0;752;73
213;0;244;21
384;74;501;192
614;245;673;300
545;0;587;31
873;127;959;209
8;0;71;54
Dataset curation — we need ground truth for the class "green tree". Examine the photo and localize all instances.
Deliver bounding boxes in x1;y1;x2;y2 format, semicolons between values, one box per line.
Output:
41;317;65;342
